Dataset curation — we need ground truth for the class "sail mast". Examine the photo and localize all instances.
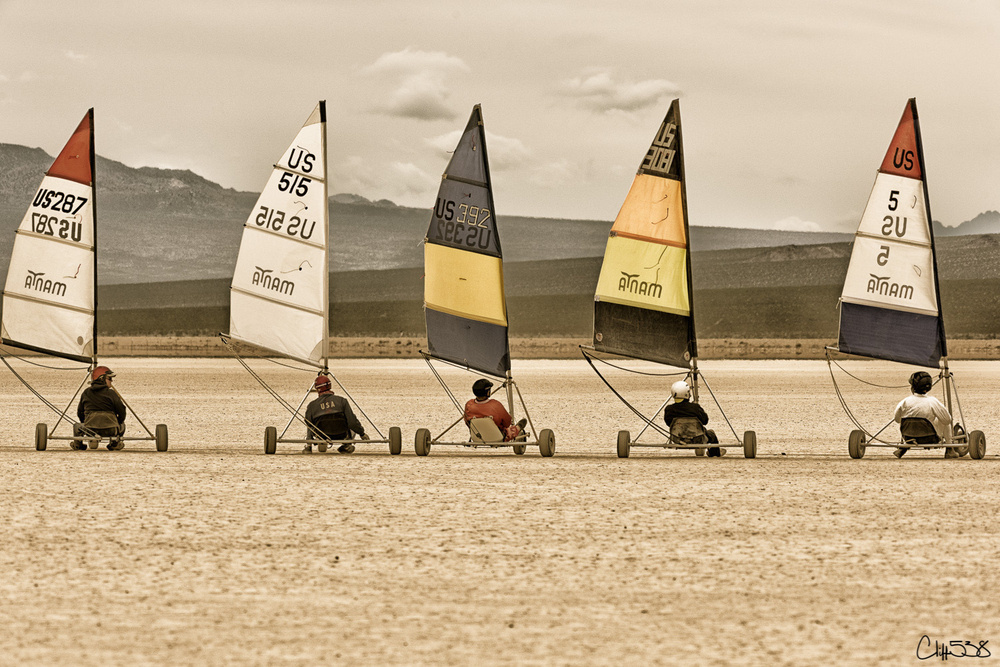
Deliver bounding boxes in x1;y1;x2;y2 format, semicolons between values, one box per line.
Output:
319;100;329;367
88;108;98;366
909;98;947;359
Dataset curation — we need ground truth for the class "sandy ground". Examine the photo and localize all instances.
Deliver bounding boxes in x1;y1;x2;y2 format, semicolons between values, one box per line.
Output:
0;357;998;665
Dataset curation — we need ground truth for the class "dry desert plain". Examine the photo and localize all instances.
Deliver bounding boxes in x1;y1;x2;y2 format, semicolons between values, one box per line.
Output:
1;357;998;666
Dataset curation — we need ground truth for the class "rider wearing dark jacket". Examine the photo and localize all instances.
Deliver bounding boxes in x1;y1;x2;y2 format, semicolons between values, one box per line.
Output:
74;366;126;450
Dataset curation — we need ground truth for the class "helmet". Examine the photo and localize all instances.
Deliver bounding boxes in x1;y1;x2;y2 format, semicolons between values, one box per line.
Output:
472;378;493;398
91;365;115;383
909;371;933;395
671;380;691;400
314;374;332;392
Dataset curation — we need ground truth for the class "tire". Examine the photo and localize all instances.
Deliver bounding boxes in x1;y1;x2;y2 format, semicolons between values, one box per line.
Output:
414;428;431;456
617;430;630;459
155;424;168;452
512;443;527;455
389;427;402;455
743;430;757;459
264;426;277;455
695;448;706;457
969;430;986;460
317;442;328;453
35;423;47;451
538;429;555;457
848;429;866;459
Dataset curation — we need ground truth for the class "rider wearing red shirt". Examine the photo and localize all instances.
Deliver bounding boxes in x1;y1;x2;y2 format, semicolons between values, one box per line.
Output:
463;378;526;441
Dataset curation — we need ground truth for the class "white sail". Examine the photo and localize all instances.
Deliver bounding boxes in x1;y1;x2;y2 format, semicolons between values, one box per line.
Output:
840;172;937;316
229;102;329;366
2;111;96;362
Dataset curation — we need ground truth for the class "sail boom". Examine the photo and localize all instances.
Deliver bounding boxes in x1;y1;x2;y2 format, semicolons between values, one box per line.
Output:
0;338;92;364
223;334;326;369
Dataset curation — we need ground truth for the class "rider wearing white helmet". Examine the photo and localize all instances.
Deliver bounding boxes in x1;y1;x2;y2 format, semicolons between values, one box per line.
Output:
663;380;723;457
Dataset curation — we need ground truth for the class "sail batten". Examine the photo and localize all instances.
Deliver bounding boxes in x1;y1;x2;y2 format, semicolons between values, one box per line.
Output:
1;109;97;362
423;105;510;376
592;99;695;368
837;98;944;368
228;102;329;367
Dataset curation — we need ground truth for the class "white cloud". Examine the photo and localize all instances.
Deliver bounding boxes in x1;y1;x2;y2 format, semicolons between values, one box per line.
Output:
772;216;822;232
64;50;87;62
365;48;469;121
425;130;531;172
559;68;681;113
388;161;435;196
0;73;8;83
531;158;577;189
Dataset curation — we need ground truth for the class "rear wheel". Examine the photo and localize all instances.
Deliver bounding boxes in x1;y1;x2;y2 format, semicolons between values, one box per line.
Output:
617;430;630;459
35;423;47;451
264;426;277;455
414;428;431;456
317;442;328;453
848;430;866;459
743;430;757;459
538;429;555;457
389;427;402;455
155;424;168;452
969;430;986;460
695;448;706;457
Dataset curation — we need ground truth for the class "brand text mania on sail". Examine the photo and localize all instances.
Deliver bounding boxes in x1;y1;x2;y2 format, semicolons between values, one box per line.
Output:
868;274;913;300
252;267;295;296
24;270;67;297
619;272;662;299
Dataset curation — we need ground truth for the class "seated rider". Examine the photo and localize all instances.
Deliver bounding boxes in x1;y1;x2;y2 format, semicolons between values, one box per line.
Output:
74;366;126;451
893;371;967;459
663;380;723;457
464;378;526;442
303;374;368;454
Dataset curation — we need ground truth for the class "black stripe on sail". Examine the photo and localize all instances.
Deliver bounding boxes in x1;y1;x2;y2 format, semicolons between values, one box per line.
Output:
425;307;510;377
593;300;693;368
838;301;942;368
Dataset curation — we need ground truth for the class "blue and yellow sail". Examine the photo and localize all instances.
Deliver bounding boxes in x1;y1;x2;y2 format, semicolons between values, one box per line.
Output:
424;105;510;377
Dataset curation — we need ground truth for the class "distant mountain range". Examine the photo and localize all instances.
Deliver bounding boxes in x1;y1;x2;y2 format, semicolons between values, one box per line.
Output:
1;142;996;286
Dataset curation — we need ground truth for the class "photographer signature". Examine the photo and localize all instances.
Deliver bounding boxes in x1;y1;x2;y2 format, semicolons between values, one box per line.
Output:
917;635;991;660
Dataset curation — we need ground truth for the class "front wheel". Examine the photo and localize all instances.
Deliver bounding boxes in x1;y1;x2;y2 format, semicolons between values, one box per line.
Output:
512;443;526;455
617;430;630;459
35;423;47;451
848;430;866;459
389;427;402;455
155;424;168;452
538;429;555;457
264;426;277;455
414;428;431;456
969;430;986;460
743;431;757;459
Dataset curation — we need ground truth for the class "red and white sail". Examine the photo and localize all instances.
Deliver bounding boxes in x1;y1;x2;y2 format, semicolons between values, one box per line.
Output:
2;110;97;363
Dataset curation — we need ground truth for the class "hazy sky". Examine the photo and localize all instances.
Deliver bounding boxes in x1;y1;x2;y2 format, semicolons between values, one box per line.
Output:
1;0;997;231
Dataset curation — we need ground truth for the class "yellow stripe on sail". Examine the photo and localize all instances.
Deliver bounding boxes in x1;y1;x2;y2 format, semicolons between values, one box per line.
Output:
595;235;689;316
610;174;686;247
424;243;507;326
